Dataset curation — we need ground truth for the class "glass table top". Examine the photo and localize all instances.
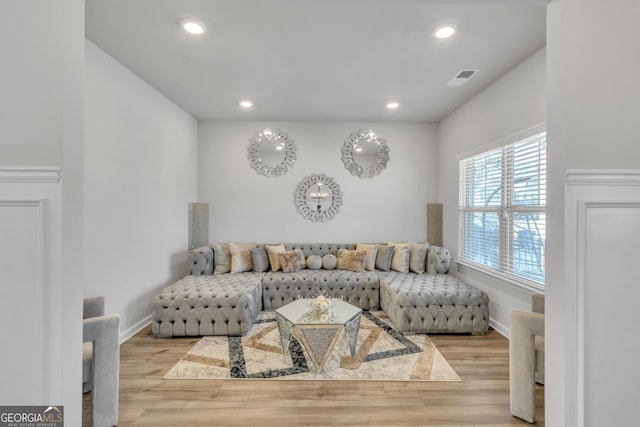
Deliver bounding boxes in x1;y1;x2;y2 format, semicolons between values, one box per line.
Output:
275;298;361;325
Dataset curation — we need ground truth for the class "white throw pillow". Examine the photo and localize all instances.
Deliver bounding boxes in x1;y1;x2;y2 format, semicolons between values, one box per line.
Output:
356;243;379;271
388;241;411;273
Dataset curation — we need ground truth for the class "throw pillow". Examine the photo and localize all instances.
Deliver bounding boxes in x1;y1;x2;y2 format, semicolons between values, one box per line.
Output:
279;249;307;273
228;241;257;273
251;247;270;273
390;245;411;273
307;255;323;270
211;242;231;274
322;254;338;270
375;245;395;271
356;243;379;271
337;249;367;272
266;244;286;272
409;242;430;274
388;241;411;271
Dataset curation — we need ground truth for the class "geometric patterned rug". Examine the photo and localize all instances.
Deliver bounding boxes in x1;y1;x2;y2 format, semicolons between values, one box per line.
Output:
164;311;460;381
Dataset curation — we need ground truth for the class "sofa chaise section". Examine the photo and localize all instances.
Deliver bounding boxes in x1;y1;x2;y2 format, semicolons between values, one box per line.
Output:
152;273;263;336
379;271;489;334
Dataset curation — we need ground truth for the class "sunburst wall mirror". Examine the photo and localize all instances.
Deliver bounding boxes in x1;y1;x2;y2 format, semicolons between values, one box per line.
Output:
294;173;343;222
248;128;297;177
341;129;390;178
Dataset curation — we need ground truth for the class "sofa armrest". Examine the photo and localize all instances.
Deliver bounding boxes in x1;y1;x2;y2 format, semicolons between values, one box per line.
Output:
83;313;120;427
532;293;545;315
510;309;544;423
189;246;214;275
83;296;105;319
426;246;450;274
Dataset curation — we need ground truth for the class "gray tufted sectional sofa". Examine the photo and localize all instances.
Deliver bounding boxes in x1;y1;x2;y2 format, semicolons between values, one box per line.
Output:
152;243;490;337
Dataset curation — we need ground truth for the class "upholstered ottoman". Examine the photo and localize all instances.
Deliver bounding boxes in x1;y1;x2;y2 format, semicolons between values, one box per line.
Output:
379;272;489;334
152;273;263;337
262;269;380;310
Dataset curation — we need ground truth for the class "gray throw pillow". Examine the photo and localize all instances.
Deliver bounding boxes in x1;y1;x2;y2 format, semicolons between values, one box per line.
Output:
307;255;323;270
322;254;337;270
409;242;430;274
375;245;395;271
251;247;270;273
211;242;231;274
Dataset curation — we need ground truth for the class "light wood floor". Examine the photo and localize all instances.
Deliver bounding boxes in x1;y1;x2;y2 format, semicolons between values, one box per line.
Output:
83;325;544;426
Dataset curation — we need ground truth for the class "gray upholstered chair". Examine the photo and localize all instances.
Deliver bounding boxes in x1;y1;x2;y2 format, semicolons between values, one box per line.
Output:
83;296;120;427
510;293;545;423
531;294;545;385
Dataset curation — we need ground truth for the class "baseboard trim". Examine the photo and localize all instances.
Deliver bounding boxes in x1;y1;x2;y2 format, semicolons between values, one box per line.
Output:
120;314;151;344
490;317;509;339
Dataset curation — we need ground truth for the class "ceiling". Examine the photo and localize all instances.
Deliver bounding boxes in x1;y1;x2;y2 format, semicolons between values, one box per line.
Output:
85;0;546;122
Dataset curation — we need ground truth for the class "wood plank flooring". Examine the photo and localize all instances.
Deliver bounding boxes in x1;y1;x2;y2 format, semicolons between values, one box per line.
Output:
83;325;544;426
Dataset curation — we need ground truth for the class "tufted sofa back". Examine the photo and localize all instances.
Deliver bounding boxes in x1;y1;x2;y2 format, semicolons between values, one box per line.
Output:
282;243;356;257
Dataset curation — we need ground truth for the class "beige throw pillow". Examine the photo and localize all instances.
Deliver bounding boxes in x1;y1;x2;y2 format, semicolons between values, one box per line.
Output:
337;249;367;272
279;249;307;273
356;243;379;271
228;241;257;273
266;244;286;272
388;241;411;273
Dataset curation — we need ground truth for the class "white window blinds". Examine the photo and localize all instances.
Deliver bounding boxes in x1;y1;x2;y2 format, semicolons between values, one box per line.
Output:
458;131;546;284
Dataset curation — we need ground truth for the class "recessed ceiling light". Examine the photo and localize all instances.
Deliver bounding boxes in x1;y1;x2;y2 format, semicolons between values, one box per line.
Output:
180;19;206;35
239;100;253;108
433;24;457;39
386;102;399;109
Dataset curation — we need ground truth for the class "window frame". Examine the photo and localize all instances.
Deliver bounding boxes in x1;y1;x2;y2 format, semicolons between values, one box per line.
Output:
457;124;546;291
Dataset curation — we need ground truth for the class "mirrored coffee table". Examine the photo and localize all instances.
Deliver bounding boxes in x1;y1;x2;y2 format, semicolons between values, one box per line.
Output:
275;299;362;372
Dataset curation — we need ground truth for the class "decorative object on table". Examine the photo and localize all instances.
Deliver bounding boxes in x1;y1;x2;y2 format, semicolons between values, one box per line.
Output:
164;311;460;381
341;129;390;178
427;203;443;247
248;128;296;177
294;173;343;222
188;202;209;249
307;294;334;313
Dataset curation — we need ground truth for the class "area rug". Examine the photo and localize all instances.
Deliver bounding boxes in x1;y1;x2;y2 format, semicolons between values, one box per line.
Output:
164;311;460;381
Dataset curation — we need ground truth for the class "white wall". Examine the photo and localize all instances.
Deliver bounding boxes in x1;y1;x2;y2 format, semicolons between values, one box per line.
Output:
546;1;640;425
84;40;198;340
0;1;84;425
436;47;546;335
0;2;64;166
198;121;438;243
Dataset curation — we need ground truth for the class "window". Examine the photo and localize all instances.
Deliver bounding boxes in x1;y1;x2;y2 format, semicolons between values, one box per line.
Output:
458;130;546;285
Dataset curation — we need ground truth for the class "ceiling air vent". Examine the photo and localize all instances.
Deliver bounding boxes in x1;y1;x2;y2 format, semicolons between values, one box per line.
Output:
446;69;479;86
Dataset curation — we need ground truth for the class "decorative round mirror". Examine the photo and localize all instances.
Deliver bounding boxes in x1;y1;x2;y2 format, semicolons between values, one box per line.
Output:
294;174;343;222
248;128;296;177
341;129;390;178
